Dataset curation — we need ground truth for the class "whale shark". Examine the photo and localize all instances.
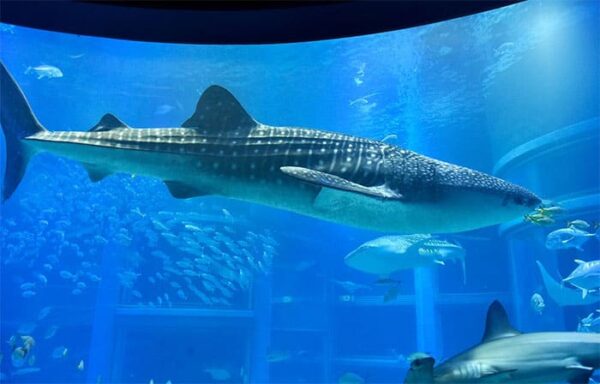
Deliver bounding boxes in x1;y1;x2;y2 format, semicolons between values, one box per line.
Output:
404;300;600;383
0;62;540;233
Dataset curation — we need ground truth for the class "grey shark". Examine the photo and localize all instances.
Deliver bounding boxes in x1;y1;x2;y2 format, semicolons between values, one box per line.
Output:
404;300;600;383
0;62;540;233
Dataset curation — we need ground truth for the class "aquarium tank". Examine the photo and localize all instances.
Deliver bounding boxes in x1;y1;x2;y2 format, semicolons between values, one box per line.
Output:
1;1;599;383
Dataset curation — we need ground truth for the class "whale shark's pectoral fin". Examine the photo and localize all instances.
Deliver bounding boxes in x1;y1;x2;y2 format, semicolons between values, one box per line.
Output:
82;164;110;183
164;181;207;199
87;169;110;183
567;364;594;384
567;364;594;371
280;166;402;200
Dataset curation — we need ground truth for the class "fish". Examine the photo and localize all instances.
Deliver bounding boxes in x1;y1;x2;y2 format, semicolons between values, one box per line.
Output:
25;64;63;79
345;235;466;282
404;353;435;384
536;260;600;306
568;219;590;230
0;62;539;234
155;104;174;115
563;259;600;298
11;347;27;367
266;350;292;363
21;290;36;298
44;325;59;339
203;368;231;381
20;282;36;290
403;300;600;383
88;274;101;282
60;270;75;280
21;336;35;350
545;226;599;251
339;372;365;384
176;289;187;300
332;280;372;294
530;292;545;315
578;310;600;333
36;273;48;285
77;359;84;371
51;346;68;359
349;93;378;106
524;212;555;225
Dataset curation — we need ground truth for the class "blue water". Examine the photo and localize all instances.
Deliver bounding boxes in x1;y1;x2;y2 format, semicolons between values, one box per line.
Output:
1;1;599;383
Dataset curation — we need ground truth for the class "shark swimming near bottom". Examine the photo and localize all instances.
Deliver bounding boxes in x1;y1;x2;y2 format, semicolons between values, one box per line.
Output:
0;62;540;233
404;300;600;383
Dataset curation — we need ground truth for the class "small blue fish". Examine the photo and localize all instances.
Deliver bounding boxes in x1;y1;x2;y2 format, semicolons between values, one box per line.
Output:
59;270;74;280
20;282;36;291
25;64;63;80
154;104;174;115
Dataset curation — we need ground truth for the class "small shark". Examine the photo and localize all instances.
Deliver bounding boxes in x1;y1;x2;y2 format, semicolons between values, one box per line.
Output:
345;235;466;282
0;62;540;233
404;300;600;383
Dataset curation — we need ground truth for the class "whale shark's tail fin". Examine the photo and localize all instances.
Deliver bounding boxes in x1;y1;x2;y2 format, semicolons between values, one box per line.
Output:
0;62;47;201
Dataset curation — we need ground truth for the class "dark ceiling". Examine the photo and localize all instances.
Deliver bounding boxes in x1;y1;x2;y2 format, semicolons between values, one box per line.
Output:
0;1;522;44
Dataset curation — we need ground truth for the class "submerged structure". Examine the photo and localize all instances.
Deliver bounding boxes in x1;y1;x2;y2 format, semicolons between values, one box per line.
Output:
0;1;598;383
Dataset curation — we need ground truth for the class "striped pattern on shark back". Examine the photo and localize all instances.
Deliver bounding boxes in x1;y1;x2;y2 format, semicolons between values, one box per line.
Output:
29;124;391;187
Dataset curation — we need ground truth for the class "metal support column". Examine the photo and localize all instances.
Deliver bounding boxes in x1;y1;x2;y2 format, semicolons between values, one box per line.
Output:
414;268;440;356
250;274;272;383
86;244;121;383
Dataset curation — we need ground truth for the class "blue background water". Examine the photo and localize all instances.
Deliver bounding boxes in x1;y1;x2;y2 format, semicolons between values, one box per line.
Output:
1;1;599;383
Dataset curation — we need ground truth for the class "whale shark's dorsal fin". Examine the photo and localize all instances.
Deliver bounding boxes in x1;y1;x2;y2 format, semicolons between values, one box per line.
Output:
91;113;128;132
182;85;256;132
481;300;521;343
